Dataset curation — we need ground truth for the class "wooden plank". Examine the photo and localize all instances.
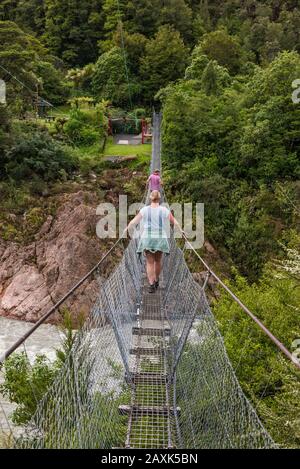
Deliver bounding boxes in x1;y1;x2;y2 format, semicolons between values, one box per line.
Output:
119;405;181;416
132;326;171;337
130;347;164;356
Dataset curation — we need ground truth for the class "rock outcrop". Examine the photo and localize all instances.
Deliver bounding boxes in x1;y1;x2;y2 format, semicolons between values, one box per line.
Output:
0;191;111;323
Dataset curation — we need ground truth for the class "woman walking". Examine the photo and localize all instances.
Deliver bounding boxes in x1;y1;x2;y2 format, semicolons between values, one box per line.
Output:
147;169;163;193
127;190;179;293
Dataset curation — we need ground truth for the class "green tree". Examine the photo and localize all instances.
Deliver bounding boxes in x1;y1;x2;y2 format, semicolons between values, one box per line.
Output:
140;25;189;103
0;20;68;110
102;0;125;40
239;52;300;182
92;46;140;106
191;0;211;42
197;29;244;74
43;0;105;66
112;28;148;75
2;130;79;182
125;0;160;37
185;52;210;80
161;48;300;280
0;353;58;426
66;63;96;94
0;0;46;35
185;48;231;93
0;310;83;426
0;20;47;74
64;101;108;145
158;0;193;43
213;266;300;447
0;20;50;114
279;8;300;53
34;61;69;105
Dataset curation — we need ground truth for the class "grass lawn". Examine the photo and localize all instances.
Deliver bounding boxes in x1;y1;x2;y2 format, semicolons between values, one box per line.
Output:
104;137;152;158
66;137;151;174
103;137;152;170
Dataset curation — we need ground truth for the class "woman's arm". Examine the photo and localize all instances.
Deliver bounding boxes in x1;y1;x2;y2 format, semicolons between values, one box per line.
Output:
126;212;142;237
169;212;180;228
169;212;185;236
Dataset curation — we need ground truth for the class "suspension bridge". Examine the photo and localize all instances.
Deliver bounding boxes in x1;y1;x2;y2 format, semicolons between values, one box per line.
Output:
0;113;298;449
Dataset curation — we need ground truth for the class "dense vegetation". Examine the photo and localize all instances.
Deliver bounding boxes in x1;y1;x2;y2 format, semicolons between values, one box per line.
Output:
162;51;300;280
1;0;300;448
2;0;300;107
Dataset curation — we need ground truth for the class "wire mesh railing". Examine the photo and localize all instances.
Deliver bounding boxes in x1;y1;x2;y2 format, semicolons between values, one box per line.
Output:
10;237;142;449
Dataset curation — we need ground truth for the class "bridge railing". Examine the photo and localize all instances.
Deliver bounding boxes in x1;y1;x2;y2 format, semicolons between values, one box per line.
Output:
0;235;144;448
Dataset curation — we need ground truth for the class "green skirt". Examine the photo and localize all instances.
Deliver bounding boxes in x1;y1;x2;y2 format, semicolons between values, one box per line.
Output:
137;236;170;254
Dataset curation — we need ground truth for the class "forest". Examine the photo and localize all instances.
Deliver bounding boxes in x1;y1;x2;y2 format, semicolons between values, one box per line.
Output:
0;0;300;448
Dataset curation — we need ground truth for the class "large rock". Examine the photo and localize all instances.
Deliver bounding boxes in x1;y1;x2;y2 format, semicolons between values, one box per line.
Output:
0;191;108;323
1;265;53;321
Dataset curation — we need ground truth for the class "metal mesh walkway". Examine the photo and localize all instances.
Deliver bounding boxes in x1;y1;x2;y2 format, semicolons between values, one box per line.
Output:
124;274;174;448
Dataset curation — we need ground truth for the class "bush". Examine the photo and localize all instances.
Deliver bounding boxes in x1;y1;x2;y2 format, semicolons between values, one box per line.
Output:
2;131;79;182
24;207;46;234
63;105;107;145
0;353;58;426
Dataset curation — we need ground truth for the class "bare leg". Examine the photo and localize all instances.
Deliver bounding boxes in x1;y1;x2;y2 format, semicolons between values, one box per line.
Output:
154;251;163;281
145;251;156;285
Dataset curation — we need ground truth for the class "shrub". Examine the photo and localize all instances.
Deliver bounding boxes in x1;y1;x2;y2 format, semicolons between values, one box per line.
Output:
63;105;107;145
24;207;46;234
2;131;79;182
0;353;58;425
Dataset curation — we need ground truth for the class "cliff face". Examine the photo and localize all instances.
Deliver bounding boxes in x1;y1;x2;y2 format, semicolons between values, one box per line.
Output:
0;190;115;323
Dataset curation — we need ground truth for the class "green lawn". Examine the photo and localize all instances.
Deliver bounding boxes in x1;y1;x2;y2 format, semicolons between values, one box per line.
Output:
104;137;152;158
103;137;152;170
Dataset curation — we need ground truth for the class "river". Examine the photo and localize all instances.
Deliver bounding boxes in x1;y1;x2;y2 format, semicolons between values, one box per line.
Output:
0;316;63;442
